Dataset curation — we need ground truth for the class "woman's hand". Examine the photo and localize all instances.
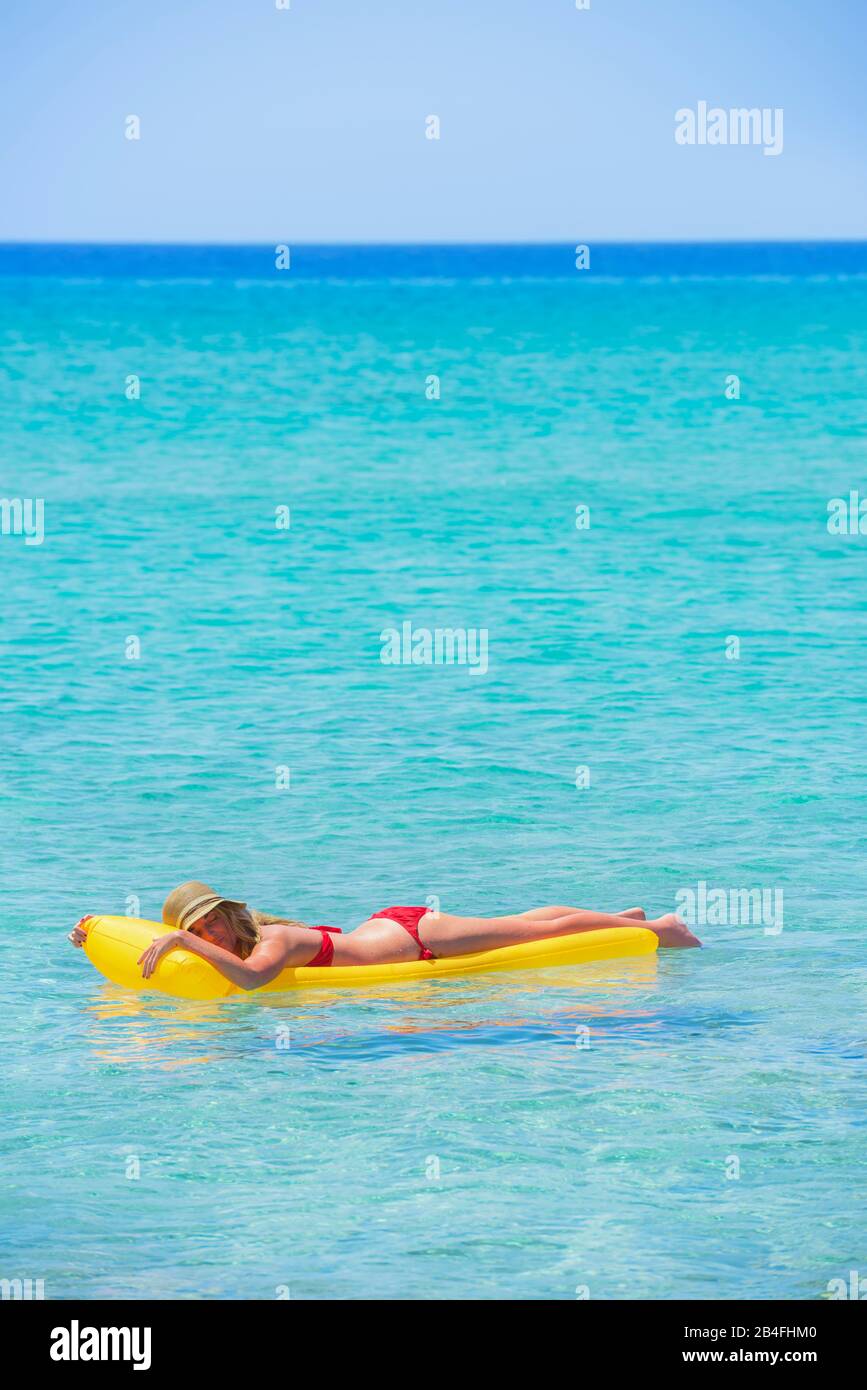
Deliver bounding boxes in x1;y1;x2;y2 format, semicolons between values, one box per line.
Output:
68;916;94;947
137;931;185;979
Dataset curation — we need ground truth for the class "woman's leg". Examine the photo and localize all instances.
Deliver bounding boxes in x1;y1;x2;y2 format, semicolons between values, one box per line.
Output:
419;908;700;955
514;905;646;922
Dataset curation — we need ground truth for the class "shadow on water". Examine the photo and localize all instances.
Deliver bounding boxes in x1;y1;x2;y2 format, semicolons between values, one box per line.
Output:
76;959;723;1066
81;957;757;1067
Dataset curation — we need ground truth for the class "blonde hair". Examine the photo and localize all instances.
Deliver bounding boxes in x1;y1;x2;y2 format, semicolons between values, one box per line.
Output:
214;903;262;960
224;906;314;960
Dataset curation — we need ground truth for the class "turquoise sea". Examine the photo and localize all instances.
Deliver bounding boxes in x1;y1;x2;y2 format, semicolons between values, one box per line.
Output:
2;243;867;1300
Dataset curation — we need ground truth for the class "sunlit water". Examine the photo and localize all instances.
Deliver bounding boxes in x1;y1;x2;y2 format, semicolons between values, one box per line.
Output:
2;244;866;1300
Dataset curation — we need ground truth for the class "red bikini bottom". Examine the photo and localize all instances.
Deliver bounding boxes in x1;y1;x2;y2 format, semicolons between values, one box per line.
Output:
368;906;436;960
305;907;435;967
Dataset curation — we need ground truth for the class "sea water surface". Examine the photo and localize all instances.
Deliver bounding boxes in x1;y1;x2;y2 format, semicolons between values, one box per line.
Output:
1;243;866;1300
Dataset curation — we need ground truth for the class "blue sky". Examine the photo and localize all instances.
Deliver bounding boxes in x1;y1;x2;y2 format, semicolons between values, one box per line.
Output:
1;0;865;242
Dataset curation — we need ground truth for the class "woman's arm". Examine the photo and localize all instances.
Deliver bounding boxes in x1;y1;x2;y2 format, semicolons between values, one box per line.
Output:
137;929;315;990
68;915;94;947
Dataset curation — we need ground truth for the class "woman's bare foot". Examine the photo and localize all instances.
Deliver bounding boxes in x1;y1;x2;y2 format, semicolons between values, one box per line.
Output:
618;907;646;921
651;913;702;948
